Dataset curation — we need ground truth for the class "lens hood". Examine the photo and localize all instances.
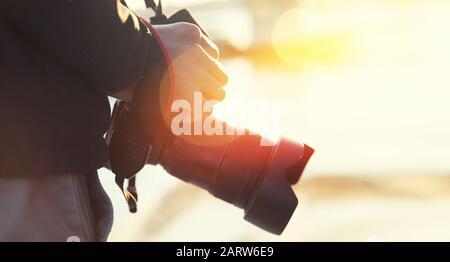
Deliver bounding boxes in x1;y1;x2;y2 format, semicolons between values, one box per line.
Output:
243;139;314;234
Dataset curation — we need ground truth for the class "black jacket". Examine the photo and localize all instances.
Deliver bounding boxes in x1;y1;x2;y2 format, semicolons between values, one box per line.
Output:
0;1;164;176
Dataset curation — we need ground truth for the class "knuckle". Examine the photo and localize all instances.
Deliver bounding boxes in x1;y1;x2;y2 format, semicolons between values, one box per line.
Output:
193;45;205;58
207;41;220;57
223;74;229;84
181;22;201;41
213;46;220;58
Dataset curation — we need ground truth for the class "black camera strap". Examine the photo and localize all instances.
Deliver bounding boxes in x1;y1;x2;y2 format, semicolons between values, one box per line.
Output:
115;175;138;213
110;0;208;214
108;0;167;214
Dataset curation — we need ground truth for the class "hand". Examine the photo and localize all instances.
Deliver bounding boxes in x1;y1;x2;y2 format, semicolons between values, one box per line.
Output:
153;22;229;103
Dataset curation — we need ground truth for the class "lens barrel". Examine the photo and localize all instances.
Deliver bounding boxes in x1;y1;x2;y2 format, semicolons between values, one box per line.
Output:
108;100;314;235
156;131;313;234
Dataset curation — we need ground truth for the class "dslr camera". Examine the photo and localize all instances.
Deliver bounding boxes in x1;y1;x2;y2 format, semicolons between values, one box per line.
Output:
107;0;314;235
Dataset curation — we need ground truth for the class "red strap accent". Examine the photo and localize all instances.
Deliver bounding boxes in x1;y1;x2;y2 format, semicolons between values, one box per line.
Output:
139;17;175;113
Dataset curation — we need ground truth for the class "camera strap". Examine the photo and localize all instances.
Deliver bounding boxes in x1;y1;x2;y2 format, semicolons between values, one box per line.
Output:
108;1;171;213
115;176;138;213
110;0;206;214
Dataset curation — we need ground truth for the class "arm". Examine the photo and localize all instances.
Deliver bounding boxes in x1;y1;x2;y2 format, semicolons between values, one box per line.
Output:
0;0;155;94
0;0;228;103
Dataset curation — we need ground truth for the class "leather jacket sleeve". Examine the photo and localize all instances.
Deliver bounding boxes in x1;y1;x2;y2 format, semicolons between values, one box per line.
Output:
0;0;164;93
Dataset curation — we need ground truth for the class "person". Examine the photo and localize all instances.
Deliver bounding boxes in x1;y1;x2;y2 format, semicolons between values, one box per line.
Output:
0;0;228;241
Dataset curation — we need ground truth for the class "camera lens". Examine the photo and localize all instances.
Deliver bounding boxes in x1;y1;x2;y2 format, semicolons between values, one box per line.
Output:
157;130;313;234
108;104;313;234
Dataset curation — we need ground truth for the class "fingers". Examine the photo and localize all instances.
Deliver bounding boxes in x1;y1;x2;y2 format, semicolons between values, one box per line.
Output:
158;22;229;104
179;22;219;59
198;34;220;59
168;22;228;85
175;67;225;102
210;60;229;86
197;69;226;101
195;46;229;86
173;72;224;102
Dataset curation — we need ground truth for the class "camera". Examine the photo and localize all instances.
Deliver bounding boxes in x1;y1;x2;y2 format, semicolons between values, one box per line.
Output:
107;1;314;235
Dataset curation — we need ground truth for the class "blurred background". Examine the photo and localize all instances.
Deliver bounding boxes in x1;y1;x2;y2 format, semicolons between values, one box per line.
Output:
100;0;450;241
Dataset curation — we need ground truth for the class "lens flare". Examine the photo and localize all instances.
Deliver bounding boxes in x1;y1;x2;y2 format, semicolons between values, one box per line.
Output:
272;8;352;68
